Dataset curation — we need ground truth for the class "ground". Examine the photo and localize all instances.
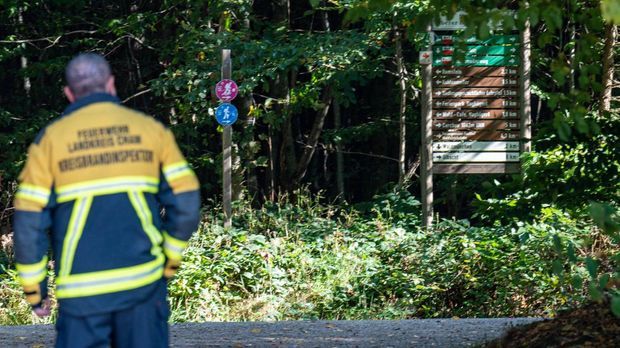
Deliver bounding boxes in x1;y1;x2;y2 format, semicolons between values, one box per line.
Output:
1;306;618;347
0;318;536;347
488;301;620;348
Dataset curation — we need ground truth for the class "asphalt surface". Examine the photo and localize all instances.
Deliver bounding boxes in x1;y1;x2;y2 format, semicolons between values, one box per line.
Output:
0;318;540;347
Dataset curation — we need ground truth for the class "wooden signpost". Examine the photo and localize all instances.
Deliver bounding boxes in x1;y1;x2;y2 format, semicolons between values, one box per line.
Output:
419;13;531;227
217;49;239;229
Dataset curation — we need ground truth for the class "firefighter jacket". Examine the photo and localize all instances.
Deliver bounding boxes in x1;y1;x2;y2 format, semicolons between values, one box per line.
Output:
13;93;201;316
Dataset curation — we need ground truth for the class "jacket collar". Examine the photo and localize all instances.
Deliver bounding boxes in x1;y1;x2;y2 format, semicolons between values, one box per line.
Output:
62;93;120;116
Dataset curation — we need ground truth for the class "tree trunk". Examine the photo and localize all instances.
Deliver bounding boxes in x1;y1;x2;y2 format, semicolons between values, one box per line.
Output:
321;1;330;31
601;23;616;113
569;20;576;91
394;18;407;187
266;0;290;199
333;102;345;201
271;0;289;24
239;14;258;202
18;8;30;97
267;126;278;201
293;86;332;186
279;68;298;193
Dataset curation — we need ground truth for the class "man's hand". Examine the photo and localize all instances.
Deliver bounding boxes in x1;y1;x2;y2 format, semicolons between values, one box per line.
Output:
32;298;51;318
164;258;181;279
23;283;51;317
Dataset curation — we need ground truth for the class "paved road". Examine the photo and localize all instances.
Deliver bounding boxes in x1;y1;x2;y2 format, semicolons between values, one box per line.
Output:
0;318;539;347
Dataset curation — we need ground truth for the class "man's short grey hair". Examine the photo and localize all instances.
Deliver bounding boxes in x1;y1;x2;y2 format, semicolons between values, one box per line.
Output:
65;53;111;98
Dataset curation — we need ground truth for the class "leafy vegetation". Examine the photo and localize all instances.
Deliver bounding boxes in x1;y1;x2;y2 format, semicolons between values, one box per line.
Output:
3;191;615;324
1;0;619;329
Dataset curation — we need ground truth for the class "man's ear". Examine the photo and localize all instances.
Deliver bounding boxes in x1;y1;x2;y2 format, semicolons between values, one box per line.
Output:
63;86;76;103
106;76;117;96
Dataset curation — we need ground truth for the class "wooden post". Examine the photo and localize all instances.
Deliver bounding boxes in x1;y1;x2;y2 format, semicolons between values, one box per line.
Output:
520;19;531;154
421;25;434;227
222;49;232;228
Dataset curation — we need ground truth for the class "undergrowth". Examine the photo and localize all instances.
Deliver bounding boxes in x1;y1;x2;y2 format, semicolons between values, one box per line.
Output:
0;191;612;325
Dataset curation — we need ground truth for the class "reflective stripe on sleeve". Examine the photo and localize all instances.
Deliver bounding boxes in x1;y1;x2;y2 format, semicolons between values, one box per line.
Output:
163;162;194;182
16;256;48;286
15;184;51;205
56;176;159;203
128;191;163;255
59;196;93;277
162;231;189;261
55;254;165;298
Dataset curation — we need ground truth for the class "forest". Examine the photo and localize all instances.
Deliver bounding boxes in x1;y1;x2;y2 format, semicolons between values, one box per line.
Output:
0;0;619;343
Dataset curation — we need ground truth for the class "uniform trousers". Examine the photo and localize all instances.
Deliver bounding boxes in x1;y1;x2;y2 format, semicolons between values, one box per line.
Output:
55;280;169;348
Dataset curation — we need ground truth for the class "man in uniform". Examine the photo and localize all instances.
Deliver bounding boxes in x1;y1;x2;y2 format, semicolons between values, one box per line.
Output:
13;53;201;347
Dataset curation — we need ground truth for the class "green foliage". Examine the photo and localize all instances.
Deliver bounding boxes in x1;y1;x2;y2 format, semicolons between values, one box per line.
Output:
601;0;620;24
0;267;56;325
474;112;620;222
0;191;614;324
165;191;595;322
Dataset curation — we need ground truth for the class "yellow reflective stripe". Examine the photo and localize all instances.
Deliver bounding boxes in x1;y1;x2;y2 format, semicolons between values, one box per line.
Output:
16;256;48;286
163;162;188;174
16;184;51;205
167;168;193;182
56;176;159;203
163;231;188;261
128;191;163;255
55;254;164;299
163;162;194;182
59;196;93;277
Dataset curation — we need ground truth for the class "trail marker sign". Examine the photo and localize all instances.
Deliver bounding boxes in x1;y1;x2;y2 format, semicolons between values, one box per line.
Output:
216;103;238;126
216;79;239;102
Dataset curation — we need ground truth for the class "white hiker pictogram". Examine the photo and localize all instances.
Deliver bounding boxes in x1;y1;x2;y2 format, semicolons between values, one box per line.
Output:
223;82;232;97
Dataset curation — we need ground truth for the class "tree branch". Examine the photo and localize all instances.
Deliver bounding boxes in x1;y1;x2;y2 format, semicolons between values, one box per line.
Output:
122;88;152;104
293;85;332;184
0;30;97;45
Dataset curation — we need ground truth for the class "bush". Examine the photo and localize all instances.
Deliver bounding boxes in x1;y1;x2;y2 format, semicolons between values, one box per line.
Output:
1;190;611;324
167;191;598;322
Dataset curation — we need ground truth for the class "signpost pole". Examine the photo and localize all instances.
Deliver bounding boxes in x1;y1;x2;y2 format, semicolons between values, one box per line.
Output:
520;17;531;154
421;24;434;227
222;49;232;228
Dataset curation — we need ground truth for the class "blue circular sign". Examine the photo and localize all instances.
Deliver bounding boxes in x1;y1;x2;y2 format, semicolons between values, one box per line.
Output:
215;103;238;126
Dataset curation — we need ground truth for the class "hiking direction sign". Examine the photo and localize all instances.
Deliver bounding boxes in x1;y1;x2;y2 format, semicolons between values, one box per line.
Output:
429;15;528;174
215;103;238;126
215;78;239;126
216;79;239;102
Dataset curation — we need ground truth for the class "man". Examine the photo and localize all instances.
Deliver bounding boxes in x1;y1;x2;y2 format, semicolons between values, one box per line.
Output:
13;53;201;347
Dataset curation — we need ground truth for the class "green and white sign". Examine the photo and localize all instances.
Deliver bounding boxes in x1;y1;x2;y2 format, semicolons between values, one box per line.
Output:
434;45;518;56
433;141;520;152
433;152;520;163
433;34;519;46
433;55;519;67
